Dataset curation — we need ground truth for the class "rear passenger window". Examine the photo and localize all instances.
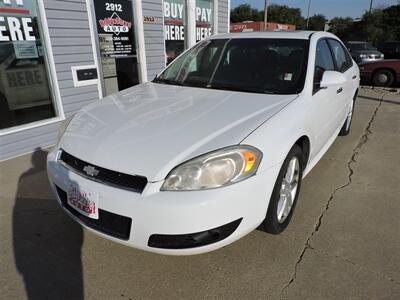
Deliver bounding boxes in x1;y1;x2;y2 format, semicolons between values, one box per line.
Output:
327;39;353;72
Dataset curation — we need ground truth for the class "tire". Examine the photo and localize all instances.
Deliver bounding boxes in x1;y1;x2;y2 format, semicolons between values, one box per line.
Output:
259;144;304;234
339;99;355;136
372;69;395;87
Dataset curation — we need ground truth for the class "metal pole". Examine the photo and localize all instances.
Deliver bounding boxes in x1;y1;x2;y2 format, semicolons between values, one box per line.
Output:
306;0;311;29
369;0;373;12
264;0;268;31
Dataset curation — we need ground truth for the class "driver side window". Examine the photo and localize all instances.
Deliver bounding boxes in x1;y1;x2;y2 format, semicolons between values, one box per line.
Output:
314;39;335;94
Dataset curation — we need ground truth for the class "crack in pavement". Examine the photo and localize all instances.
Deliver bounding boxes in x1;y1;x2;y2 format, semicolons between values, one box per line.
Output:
279;93;385;299
309;246;400;287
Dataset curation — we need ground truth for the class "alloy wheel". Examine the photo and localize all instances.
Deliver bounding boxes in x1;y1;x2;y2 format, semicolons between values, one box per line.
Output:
277;157;300;223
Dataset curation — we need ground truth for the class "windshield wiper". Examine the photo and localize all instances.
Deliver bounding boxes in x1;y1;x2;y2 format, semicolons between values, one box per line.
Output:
209;84;279;94
153;78;184;86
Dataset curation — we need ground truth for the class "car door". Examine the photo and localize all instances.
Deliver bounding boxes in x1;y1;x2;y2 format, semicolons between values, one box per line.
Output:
327;38;357;128
310;39;341;156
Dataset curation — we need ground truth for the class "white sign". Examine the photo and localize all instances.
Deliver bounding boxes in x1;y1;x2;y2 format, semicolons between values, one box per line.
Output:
13;41;38;59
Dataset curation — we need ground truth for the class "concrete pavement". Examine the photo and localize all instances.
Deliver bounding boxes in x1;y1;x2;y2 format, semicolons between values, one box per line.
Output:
1;87;399;299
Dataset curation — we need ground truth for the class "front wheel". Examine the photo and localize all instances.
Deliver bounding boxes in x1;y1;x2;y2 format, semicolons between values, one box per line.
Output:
259;144;304;234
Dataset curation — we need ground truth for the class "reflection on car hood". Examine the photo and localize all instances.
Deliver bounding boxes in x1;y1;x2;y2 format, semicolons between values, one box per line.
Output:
60;82;298;181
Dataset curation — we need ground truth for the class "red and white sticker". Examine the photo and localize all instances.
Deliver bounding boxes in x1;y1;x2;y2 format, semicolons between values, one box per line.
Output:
67;185;99;219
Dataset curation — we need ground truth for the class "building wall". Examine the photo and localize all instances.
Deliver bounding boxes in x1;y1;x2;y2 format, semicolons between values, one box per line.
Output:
218;0;229;33
230;21;296;32
45;0;99;116
0;0;231;161
0;0;99;160
142;0;165;81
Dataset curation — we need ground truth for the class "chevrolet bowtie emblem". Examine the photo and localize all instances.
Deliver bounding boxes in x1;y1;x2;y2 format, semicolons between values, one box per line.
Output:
83;165;99;177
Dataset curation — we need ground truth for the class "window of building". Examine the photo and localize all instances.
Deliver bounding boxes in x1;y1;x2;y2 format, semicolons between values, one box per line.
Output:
163;0;186;65
0;0;57;130
196;0;213;42
163;0;215;65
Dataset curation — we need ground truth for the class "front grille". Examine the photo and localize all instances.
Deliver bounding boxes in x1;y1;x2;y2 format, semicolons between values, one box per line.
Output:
55;185;132;240
58;150;147;193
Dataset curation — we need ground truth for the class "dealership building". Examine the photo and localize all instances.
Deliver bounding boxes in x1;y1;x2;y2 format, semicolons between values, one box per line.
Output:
0;0;230;160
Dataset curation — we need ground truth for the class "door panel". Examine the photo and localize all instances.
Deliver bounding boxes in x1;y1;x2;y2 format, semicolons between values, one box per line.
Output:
310;39;339;158
327;39;355;127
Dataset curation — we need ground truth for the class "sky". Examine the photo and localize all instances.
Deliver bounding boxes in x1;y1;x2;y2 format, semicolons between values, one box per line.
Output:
231;0;400;20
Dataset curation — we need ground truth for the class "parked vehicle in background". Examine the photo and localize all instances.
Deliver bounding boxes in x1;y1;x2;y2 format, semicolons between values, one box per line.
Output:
345;41;384;64
378;41;400;59
359;59;400;87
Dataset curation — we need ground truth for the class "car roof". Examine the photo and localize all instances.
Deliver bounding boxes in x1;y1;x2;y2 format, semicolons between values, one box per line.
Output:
211;31;318;40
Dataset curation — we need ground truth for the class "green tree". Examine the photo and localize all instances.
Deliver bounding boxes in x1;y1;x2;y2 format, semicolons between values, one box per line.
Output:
327;17;354;37
230;4;305;28
230;4;260;23
379;5;400;41
327;5;400;45
307;14;327;31
230;3;400;45
267;4;305;29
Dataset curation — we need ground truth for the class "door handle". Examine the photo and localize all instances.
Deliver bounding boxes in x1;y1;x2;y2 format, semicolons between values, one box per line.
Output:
352;75;357;80
337;87;343;94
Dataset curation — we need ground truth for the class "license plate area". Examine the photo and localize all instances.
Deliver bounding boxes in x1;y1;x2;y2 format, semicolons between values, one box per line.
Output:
67;184;99;219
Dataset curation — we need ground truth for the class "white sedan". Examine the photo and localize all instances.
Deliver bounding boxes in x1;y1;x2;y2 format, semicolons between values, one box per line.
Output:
47;31;359;255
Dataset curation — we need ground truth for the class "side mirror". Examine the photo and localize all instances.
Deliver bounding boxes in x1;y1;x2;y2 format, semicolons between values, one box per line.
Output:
320;71;346;88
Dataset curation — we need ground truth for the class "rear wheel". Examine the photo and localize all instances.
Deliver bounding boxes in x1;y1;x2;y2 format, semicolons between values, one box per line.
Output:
260;145;304;234
372;69;394;87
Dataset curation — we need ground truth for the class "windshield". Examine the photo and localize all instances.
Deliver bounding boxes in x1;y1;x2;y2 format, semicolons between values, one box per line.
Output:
348;42;376;51
154;38;309;94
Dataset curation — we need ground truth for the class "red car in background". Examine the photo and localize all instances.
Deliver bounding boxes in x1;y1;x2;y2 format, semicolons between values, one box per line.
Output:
359;60;400;87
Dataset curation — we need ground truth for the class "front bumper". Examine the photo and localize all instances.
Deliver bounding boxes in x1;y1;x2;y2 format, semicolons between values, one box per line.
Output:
47;148;280;255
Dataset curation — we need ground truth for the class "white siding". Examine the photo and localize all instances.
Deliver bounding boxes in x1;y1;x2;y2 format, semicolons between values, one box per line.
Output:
142;0;165;81
218;0;229;33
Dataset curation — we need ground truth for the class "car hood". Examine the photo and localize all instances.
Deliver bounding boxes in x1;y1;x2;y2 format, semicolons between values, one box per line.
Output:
60;82;297;181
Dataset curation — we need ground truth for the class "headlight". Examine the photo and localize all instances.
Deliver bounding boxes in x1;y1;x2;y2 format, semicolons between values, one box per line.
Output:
359;54;367;58
161;145;263;191
57;115;73;140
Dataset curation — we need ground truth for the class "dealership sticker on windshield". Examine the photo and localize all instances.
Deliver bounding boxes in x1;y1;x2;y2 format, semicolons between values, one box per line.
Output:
67;185;99;219
284;73;293;81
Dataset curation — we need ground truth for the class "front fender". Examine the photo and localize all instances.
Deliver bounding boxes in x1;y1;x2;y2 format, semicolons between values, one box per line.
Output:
241;96;312;174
